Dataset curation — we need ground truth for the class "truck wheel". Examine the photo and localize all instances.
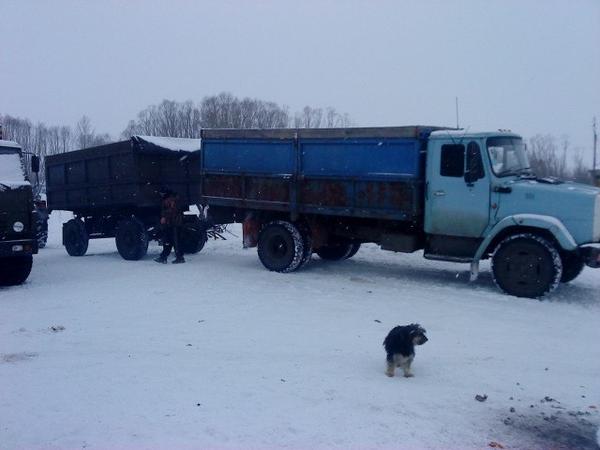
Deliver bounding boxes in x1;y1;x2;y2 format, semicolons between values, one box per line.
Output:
115;218;149;261
559;251;585;283
63;219;89;256
316;242;353;261
491;233;562;298
180;221;208;254
257;220;304;273
345;243;361;259
0;256;33;286
298;224;313;268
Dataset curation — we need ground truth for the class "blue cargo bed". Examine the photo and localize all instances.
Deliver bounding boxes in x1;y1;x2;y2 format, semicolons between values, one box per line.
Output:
199;126;442;222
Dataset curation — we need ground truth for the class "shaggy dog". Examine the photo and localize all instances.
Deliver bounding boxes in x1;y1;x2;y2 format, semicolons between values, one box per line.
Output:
383;324;428;377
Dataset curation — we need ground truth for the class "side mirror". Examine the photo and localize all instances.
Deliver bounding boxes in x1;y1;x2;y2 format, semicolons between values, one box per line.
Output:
31;155;40;173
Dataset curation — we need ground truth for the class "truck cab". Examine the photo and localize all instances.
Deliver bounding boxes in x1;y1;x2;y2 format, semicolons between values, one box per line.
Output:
424;130;600;297
0;139;40;286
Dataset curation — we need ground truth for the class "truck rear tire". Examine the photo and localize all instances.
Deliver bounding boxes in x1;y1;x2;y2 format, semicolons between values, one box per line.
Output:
115;218;149;261
0;255;33;286
345;243;361;259
316;242;353;261
257;220;304;273
180;219;208;254
559;251;585;283
64;219;89;256
491;233;562;298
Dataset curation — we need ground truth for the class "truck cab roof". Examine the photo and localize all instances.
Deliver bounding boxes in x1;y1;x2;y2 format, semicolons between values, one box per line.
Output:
429;129;522;140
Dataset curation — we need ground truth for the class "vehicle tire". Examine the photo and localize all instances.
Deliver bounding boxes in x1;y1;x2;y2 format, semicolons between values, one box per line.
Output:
257;220;304;273
345;243;361;259
115;218;149;261
316;242;353;261
180;220;208;254
298;223;313;268
0;255;33;286
559;251;585;283
491;233;562;298
63;219;89;257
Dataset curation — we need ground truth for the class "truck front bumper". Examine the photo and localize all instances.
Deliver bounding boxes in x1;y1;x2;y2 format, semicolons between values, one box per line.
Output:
0;239;37;257
582;246;600;268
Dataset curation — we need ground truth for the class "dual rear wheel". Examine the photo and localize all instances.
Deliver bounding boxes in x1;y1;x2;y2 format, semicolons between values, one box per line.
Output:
257;220;360;272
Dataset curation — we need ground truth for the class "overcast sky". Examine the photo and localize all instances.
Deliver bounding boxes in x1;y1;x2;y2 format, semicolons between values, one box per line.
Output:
2;0;599;159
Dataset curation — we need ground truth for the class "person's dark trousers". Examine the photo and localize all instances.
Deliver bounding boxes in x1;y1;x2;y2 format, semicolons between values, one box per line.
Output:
159;226;183;260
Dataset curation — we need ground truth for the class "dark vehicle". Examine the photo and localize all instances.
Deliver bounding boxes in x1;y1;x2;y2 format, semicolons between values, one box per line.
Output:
0;139;40;286
198;126;600;298
45;136;207;260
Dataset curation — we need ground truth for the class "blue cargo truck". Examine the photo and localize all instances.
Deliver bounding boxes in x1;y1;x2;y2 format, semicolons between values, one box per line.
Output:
199;126;600;298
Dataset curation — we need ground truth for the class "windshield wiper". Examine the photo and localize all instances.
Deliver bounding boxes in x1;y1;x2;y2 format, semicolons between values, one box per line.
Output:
0;182;12;191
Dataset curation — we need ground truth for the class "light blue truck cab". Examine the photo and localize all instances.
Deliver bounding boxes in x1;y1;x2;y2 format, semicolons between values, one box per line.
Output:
424;130;600;297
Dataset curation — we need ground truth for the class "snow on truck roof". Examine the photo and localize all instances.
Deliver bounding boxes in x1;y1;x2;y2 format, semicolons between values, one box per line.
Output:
133;135;201;152
0;153;30;188
0;139;22;149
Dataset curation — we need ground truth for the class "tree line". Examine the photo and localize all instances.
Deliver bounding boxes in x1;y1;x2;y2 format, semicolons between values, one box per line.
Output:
0;92;595;186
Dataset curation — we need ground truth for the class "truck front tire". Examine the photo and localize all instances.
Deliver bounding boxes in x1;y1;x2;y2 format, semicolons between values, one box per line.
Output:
115;218;149;261
491;233;562;298
559;251;585;283
64;219;89;256
257;221;304;273
0;255;33;286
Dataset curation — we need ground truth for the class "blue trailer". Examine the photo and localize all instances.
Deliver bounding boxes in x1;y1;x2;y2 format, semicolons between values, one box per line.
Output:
199;126;600;298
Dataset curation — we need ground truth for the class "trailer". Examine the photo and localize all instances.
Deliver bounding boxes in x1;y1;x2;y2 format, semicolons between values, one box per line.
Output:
197;126;600;298
46;136;206;260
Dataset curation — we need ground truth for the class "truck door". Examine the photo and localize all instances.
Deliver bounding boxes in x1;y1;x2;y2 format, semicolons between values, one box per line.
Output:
425;141;490;238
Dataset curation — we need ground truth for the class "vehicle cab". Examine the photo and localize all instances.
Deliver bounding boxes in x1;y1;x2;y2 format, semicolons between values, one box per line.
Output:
0;139;39;286
424;129;600;298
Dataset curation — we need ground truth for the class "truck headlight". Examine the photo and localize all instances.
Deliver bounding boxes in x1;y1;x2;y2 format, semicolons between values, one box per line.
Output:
13;221;24;232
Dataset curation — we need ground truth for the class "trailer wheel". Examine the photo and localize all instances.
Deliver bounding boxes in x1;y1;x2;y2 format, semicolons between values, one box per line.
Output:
0;256;33;286
345;243;361;259
180;220;208;254
36;217;48;249
257;220;304;273
559;251;585;283
115;218;149;261
491;233;562;298
63;219;89;257
316;242;354;261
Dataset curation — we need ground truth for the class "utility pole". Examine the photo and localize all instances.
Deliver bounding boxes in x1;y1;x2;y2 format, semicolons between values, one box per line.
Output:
455;97;460;129
593;116;597;171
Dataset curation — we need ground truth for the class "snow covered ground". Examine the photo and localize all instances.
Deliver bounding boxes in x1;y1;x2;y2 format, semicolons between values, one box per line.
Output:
1;211;599;449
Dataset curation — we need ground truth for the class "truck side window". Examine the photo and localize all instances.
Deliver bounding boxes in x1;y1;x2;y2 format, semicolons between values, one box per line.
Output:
440;144;465;177
466;142;485;181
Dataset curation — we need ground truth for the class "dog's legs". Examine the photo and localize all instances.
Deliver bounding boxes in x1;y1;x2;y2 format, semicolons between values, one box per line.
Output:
401;356;415;378
385;356;395;377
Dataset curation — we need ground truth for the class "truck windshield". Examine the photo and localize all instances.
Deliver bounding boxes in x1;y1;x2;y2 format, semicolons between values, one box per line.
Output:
487;137;530;177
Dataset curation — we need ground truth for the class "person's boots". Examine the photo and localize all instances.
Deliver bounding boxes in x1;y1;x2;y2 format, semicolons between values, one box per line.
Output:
154;255;168;264
172;256;185;264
